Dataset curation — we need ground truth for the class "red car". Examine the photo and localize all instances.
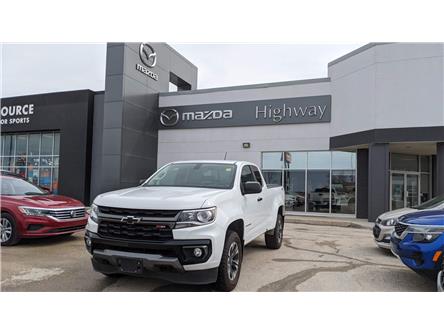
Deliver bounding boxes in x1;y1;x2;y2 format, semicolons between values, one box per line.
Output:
0;174;87;246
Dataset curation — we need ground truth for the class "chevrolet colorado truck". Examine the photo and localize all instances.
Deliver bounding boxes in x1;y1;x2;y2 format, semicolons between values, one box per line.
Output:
85;161;285;291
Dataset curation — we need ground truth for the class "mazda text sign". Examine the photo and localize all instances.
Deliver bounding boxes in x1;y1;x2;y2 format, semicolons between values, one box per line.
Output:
158;95;331;129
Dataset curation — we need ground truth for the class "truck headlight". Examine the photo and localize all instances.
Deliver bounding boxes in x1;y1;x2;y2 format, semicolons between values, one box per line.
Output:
18;206;49;217
176;207;217;229
90;204;99;222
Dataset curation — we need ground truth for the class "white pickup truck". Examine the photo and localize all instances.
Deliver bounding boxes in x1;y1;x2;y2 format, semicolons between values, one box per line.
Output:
85;160;285;291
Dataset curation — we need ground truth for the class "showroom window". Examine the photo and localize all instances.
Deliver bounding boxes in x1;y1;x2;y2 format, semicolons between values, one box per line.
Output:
262;151;356;215
1;132;60;193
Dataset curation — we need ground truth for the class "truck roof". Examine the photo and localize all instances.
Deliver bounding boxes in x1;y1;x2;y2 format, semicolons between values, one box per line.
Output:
169;160;251;165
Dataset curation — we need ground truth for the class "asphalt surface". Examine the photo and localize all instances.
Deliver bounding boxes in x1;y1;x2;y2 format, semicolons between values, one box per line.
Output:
0;222;436;292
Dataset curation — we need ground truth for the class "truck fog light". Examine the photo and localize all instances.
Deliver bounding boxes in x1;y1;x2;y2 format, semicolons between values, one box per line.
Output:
193;248;203;257
85;236;92;247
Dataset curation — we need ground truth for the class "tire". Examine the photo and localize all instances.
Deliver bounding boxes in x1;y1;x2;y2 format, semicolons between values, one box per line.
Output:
1;212;20;246
215;230;243;292
265;213;284;250
437;270;444;292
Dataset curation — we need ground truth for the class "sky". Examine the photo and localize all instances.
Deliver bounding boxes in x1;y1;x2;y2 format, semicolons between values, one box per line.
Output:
1;43;363;98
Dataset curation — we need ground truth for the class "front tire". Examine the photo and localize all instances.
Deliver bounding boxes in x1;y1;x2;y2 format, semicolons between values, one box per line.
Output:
215;231;243;292
437;270;444;292
1;213;20;246
265;213;284;249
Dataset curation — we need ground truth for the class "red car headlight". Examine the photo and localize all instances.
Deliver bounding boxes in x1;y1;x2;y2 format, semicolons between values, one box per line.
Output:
18;206;49;217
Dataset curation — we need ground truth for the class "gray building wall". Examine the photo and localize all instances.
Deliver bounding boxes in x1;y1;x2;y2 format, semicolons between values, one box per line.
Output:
90;43;197;200
329;43;444;138
157;79;331;168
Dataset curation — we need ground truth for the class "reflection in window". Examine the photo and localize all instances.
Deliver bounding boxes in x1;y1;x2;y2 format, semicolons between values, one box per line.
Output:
420;156;430;173
262;152;283;170
308;151;331;169
332;152;356;170
307;170;330;213
262;151;357;215
284;170;305;212
28;134;40;156
0;132;60;193
262;171;282;186
391;153;418;172
420;174;430;203
41;133;54;155
331;170;356;214
284;152;306;170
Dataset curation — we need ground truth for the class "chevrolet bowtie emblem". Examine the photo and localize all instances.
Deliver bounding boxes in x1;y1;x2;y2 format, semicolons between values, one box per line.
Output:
121;216;141;224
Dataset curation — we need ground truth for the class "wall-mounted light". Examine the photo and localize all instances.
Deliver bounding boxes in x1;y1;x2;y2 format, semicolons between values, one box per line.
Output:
242;142;251;149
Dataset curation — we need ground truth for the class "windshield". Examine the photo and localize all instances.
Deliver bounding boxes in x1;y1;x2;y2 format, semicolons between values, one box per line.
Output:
144;163;237;189
1;177;46;196
415;194;444;210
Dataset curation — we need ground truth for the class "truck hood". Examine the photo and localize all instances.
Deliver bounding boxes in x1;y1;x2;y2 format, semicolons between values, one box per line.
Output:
399;210;444;226
378;208;417;221
94;186;228;210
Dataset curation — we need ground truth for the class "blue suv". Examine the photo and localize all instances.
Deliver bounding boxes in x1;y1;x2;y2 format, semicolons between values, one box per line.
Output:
391;210;444;278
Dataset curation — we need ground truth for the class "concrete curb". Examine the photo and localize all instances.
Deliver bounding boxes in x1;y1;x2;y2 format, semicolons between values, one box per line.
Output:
284;216;373;230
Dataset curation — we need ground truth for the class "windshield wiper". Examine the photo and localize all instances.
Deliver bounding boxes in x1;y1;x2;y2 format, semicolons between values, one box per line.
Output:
24;192;45;195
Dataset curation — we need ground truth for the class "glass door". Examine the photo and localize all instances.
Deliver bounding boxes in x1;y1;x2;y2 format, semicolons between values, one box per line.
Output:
391;172;420;210
391;173;405;210
406;174;419;208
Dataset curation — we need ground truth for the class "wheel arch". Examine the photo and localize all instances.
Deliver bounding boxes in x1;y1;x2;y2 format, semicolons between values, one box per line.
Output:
226;219;245;245
278;205;284;217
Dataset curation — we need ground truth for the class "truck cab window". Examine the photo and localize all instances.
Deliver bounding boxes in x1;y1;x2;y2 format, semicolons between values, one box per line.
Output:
241;166;256;184
250;165;263;187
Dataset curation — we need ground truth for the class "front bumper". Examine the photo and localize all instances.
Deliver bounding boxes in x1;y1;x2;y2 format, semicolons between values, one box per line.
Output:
91;248;218;284
20;216;87;237
373;223;394;249
391;233;444;271
85;231;218;284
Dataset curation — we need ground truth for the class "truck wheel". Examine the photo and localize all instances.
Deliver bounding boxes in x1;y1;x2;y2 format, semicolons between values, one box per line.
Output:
265;213;284;249
215;231;243;292
1;213;20;246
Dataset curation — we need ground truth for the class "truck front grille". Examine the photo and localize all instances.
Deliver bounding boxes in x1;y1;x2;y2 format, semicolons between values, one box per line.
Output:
98;206;179;220
98;220;173;241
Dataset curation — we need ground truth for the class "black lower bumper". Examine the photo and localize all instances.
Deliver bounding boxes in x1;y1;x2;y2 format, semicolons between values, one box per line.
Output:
91;252;218;285
86;231;217;285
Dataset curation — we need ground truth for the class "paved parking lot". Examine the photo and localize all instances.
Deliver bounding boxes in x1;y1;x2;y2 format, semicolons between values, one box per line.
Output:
0;222;436;292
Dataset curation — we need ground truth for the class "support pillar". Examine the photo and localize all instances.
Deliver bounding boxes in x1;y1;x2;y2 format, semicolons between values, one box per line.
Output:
368;143;390;222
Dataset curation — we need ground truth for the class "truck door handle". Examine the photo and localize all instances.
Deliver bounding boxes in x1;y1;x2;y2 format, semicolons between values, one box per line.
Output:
257;197;263;202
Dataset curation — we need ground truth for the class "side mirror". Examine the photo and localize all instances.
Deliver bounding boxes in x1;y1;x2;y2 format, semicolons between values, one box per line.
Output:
139;179;147;185
243;181;262;195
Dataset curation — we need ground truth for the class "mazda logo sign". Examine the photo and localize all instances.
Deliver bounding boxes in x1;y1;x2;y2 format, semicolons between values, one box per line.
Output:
160;109;179;127
139;43;157;68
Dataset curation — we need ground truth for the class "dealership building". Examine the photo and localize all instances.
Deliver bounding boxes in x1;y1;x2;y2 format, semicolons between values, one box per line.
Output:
1;42;444;222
